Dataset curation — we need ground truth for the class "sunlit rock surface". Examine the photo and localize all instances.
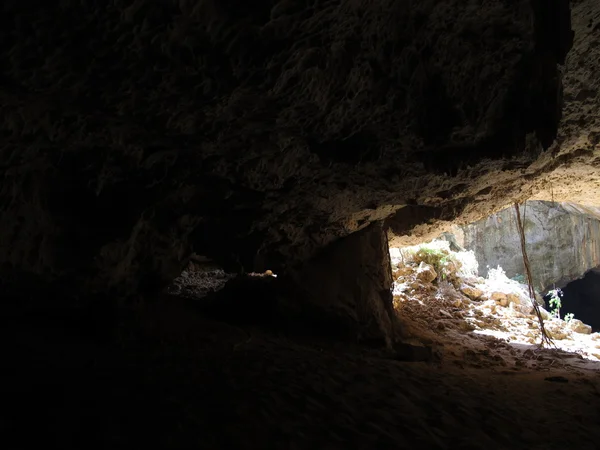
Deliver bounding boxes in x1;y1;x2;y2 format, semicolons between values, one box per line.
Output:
459;201;600;293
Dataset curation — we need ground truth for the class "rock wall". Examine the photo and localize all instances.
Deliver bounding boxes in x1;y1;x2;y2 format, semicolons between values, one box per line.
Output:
459;201;600;293
282;222;396;347
390;0;600;250
0;0;573;300
201;222;396;346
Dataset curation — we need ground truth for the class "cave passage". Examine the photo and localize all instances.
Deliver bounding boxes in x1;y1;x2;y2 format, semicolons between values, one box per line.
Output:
554;268;600;332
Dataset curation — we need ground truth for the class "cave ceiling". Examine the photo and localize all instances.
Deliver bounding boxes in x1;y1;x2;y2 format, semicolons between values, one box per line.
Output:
1;0;597;296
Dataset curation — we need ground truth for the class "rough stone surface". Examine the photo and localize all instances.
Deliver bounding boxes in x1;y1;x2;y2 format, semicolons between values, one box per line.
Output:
390;0;600;248
460;285;483;301
0;0;574;299
491;292;508;307
506;293;533;315
282;223;396;347
416;263;437;284
459;201;600;293
544;319;571;340
567;318;593;335
538;307;553;321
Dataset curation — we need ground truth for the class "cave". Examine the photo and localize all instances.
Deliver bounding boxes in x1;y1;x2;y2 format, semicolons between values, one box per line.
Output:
5;0;600;448
558;269;600;332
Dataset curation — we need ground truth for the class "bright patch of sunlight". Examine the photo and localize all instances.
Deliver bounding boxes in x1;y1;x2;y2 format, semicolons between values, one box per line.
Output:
480;266;530;300
389;237;600;363
393;281;410;297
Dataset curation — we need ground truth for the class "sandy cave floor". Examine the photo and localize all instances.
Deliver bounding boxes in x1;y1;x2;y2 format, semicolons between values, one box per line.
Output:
3;285;600;450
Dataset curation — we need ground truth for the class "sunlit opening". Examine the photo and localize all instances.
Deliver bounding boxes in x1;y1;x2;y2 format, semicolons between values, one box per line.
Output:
390;201;600;367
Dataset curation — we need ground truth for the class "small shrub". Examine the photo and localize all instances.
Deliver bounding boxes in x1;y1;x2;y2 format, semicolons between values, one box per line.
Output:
564;312;575;323
546;288;562;318
415;247;450;278
400;240;463;285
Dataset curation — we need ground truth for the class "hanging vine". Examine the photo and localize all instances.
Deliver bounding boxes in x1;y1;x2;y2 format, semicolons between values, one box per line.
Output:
514;202;555;348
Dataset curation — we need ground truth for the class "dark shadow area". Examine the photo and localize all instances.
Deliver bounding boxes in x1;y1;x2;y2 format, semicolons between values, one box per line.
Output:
557;268;600;332
308;130;382;165
3;278;600;448
172;274;382;347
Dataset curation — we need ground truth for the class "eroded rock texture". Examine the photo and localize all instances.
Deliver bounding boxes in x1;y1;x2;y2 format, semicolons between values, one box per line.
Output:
459;201;600;293
0;0;573;299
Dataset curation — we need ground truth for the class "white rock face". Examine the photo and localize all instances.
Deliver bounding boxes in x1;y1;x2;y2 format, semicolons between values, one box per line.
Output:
491;292;508;306
460;201;600;293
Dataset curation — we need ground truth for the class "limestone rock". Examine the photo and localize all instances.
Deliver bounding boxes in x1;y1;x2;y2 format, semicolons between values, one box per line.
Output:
459;321;477;332
538;307;553;321
566;319;592;335
506;293;521;305
544;320;571;340
416;263;437;283
481;300;497;315
507;303;526;318
491;292;508;307
506;293;533;315
461;201;600;294
283;223;396;347
393;266;415;280
460;285;483;301
535;293;545;307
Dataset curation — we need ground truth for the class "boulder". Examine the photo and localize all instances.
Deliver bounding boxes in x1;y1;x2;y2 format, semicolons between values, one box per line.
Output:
393;266;415;280
566;319;592;335
535;293;545;307
507;293;533;314
537;307;553;321
460;285;483;301
491;292;508;307
416;263;437;283
283;222;397;347
480;300;498;315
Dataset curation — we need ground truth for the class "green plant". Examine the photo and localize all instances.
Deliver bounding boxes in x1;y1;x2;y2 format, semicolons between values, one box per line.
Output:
564;312;575;323
547;289;562;318
414;247;452;281
400;240;463;286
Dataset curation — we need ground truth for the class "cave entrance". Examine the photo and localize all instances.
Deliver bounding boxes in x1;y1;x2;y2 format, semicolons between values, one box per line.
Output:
387;238;551;359
549;268;600;332
388;200;600;366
